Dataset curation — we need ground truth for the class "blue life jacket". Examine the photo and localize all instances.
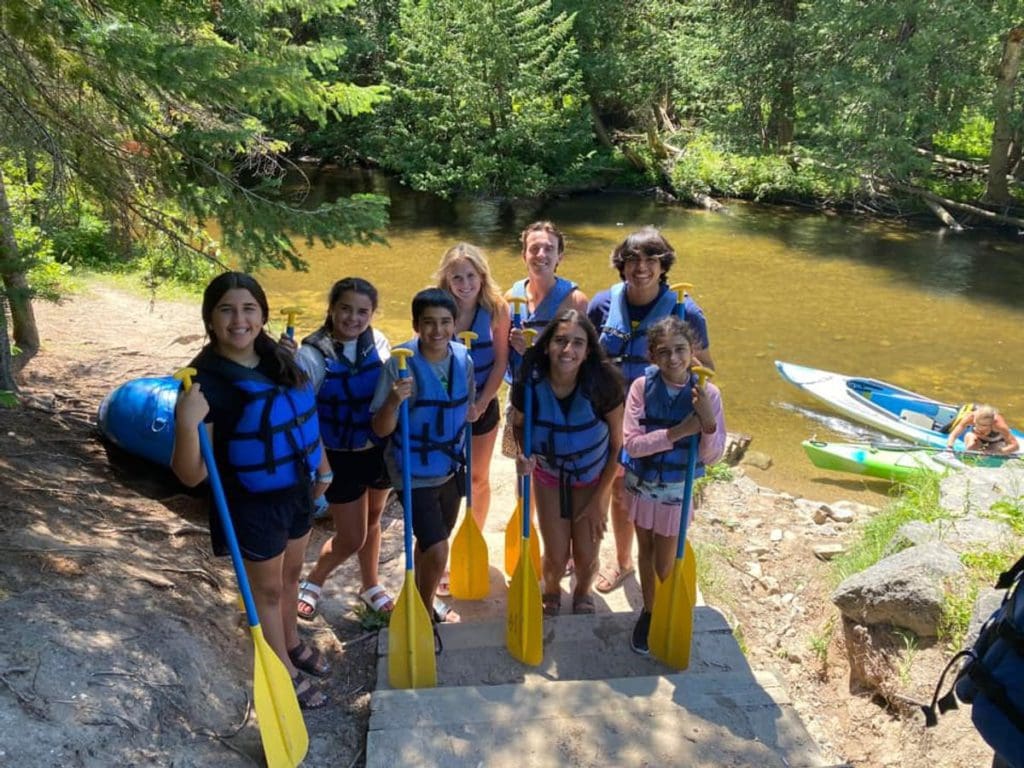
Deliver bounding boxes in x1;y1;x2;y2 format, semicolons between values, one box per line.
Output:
390;340;470;480
306;327;383;451
198;355;322;494
925;554;1024;768
529;377;609;484
599;283;679;383
506;276;577;383
463;305;495;391
622;366;705;485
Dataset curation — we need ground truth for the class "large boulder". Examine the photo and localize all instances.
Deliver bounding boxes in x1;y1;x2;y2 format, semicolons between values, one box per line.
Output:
939;462;1024;516
886;517;1014;556
831;542;963;637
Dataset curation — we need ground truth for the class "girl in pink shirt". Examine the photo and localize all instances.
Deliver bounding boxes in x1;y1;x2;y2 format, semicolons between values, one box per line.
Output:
621;316;726;654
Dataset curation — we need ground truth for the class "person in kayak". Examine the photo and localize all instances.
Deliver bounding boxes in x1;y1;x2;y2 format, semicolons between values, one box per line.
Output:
172;272;331;710
587;227;713;596
946;405;1020;455
620;316;726;654
511;309;624;616
292;277;396;622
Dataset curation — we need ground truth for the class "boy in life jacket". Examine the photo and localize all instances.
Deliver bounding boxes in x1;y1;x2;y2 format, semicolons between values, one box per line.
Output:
370;288;476;625
172;272;332;710
621;316;726;655
946;404;1021;455
588;227;714;597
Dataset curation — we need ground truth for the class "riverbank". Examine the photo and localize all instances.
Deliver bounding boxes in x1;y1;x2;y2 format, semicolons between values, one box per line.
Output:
0;282;997;767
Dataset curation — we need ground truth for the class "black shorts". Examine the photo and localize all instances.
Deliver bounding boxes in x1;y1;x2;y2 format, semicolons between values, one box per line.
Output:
408;476;461;552
324;445;391;504
471;397;500;436
210;484;313;562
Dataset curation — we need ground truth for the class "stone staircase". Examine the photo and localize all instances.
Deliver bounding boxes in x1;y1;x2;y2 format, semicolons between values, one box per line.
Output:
366;607;832;767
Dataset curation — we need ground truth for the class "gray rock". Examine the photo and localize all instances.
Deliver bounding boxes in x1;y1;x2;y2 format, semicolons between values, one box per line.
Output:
940;463;1024;515
831;543;964;636
888;517;1014;556
830;499;881;518
741;450;773;470
966;587;1007;647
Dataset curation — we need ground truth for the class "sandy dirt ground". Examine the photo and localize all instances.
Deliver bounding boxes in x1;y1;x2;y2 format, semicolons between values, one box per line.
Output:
0;281;999;767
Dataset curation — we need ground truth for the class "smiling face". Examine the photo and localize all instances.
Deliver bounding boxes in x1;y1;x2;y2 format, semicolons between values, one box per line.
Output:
329;289;374;342
622;251;667;295
414;305;456;360
209;288;264;359
652;332;694;386
445;259;482;306
522;230;562;279
546;319;588;379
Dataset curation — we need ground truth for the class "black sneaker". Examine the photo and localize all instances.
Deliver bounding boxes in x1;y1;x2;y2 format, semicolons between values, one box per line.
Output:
631;611;651;656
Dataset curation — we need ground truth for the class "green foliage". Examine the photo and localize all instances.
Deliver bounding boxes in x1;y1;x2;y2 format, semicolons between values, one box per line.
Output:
353;601;391;631
377;0;595;197
934;112;995;160
986;494;1024;535
939;548;1016;648
831;472;950;584
808;614;836;672
694;460;733;497
0;391;18;408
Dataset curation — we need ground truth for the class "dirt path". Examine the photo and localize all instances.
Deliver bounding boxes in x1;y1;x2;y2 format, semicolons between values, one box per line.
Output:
0;281;996;767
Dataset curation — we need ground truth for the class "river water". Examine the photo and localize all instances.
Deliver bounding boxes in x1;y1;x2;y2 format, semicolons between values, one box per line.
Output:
256;169;1024;503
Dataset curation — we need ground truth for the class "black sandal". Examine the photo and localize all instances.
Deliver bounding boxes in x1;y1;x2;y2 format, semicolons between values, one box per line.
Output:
292;673;328;710
288;640;331;678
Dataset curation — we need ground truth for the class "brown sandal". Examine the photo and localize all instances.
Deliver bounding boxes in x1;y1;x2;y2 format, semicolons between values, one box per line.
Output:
572;593;596;615
292;673;328;710
288;640;331;678
542;592;561;617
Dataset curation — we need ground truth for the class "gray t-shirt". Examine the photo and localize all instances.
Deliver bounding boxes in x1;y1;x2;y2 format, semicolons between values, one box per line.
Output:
370;344;475;489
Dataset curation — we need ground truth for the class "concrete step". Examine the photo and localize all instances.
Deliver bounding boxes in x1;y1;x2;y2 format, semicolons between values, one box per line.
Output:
368;607;830;767
376;607;742;689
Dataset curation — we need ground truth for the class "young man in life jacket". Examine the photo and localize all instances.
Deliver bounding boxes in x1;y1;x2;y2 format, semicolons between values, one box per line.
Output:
370;288;477;625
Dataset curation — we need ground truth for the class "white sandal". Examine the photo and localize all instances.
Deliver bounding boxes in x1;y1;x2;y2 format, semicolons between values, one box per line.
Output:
359;585;395;613
297;580;323;621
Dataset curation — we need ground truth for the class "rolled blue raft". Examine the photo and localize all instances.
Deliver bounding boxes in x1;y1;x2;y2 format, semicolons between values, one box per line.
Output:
97;376;179;467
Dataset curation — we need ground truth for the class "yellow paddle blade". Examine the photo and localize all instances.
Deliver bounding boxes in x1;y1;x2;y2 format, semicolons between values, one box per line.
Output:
450;510;489;600
505;543;544;665
504;498;522;577
504;501;542;577
648;556;695;671
388;569;437;689
684;539;697;607
250;625;308;768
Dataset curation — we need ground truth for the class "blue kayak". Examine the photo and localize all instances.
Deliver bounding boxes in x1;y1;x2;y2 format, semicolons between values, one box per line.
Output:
776;361;1024;450
97;376;179;466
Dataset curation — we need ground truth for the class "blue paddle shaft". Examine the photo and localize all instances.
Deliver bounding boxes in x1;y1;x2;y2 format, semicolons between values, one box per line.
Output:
398;365;414;570
522;374;532;539
675;433;698;559
197;427;261;627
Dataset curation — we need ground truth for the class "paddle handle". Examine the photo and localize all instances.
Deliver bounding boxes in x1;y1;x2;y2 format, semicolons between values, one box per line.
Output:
175;368;260;628
392;349;415;570
280;306;302;339
670;282;694;314
508;297;526;328
675;366;713;560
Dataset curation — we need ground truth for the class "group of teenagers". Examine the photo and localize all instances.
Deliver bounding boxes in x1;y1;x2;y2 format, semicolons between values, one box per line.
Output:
170;221;727;710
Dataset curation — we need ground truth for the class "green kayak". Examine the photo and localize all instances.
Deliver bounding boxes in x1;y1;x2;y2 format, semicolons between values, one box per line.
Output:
801;439;1010;483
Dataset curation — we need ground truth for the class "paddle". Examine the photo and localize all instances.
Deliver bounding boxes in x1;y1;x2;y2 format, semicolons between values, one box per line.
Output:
386;348;437;689
449;331;489;600
173;368;307;768
648;365;713;671
279;306;303;340
506;328;543;666
670;282;698;600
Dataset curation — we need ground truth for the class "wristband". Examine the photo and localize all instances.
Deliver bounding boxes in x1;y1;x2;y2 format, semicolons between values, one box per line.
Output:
315;471;334;484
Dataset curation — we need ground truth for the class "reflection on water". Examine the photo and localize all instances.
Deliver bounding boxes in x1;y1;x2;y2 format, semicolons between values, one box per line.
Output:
261;170;1024;503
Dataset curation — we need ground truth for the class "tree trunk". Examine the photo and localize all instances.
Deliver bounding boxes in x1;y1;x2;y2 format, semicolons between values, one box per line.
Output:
766;0;796;151
0;167;40;367
985;27;1024;205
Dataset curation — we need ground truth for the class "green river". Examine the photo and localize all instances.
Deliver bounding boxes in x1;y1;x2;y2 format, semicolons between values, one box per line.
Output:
254;169;1024;504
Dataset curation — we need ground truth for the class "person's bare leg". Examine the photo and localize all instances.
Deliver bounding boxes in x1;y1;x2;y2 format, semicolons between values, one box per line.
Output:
636;527;657;612
597;474;634;591
357;487;390;592
535;482;570;595
470;426;498;529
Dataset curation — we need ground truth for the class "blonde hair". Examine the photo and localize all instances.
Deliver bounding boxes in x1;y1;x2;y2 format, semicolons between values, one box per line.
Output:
434;242;505;317
975;404;997;422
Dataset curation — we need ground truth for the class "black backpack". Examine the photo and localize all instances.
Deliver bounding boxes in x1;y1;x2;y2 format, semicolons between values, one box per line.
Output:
924;554;1024;768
